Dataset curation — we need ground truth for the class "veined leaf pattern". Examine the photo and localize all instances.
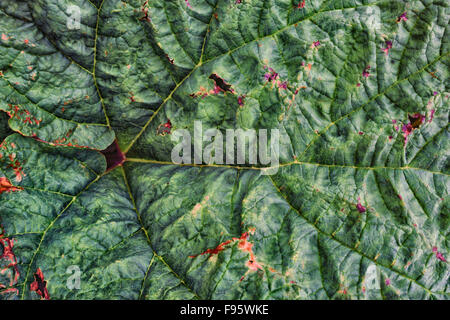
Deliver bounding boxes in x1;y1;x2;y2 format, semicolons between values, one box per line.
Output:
0;0;448;300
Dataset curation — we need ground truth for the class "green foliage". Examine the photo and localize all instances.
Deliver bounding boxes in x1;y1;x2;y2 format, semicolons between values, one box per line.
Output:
0;0;448;300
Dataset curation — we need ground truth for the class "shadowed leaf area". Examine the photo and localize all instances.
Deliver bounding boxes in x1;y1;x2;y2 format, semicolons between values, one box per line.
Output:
0;0;449;300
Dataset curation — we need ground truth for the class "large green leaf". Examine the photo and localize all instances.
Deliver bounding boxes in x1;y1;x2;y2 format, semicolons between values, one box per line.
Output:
0;0;449;300
0;0;114;149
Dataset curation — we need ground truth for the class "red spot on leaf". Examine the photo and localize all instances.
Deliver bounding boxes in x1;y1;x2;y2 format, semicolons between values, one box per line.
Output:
189;228;262;274
397;12;408;23
381;40;392;56
156;119;172;136
238;95;245;106
1;146;26;183
432;247;447;263
209;74;235;94
0;230;20;298
264;67;279;82
189;239;234;258
311;40;321;49
402;113;425;146
356;198;366;213
295;0;305;9
30;268;50;300
278;81;288;89
0;177;23;194
140;1;151;22
362;65;371;78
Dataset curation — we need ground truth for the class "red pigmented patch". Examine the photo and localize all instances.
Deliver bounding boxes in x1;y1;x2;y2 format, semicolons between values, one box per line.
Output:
362;65;371;78
156;119;172;136
408;113;425;129
209;74;235;94
295;0;305;9
396;12;408;23
338;286;348;295
310;40;320;49
0;177;23;194
190;228;263;274
432;247;447;263
190;74;236;98
402;113;425;146
5;104;42;129
30;268;50;300
356;197;366;213
381;40;392;56
0;230;20;297
140;0;151;22
0;146;26;183
189;238;234;258
237;95;245;106
278;81;288;90
264;66;279;82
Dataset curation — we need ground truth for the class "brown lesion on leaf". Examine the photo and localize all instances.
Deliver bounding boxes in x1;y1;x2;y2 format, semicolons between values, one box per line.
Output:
208;74;235;94
190;74;236;98
428;70;439;79
401;113;426;146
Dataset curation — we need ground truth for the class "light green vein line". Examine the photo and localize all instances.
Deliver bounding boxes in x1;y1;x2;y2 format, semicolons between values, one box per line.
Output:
298;52;449;161
20;172;107;300
93;0;111;128
120;166;201;299
266;175;446;297
124;157;450;177
122;1;386;154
